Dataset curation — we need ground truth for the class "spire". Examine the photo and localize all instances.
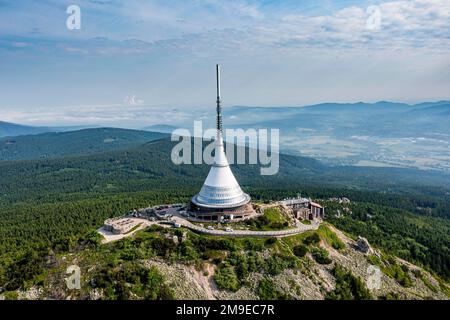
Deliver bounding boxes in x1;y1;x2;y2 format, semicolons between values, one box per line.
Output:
214;64;226;166
216;64;222;137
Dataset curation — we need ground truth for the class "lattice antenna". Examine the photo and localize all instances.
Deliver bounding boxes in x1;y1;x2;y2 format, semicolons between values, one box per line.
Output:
216;64;222;135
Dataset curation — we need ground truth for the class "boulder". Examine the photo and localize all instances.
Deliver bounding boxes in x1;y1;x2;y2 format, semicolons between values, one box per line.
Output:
355;236;372;254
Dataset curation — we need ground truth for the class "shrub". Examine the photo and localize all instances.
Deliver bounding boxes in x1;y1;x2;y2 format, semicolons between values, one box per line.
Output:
311;247;332;265
191;237;238;252
367;254;382;268
293;244;308;257
3;249;46;291
93;262;174;300
146;224;165;232
202;249;226;263
214;262;240;292
379;257;413;288
246;252;264;273
243;239;265;251
326;265;373;300
379;292;402;300
257;277;288;300
2;291;19;300
84;230;103;247
264;254;298;275
304;233;320;246
150;237;177;257
178;241;200;262
390;264;413;287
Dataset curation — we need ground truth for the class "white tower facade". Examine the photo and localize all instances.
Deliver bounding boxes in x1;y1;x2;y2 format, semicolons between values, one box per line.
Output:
191;65;251;209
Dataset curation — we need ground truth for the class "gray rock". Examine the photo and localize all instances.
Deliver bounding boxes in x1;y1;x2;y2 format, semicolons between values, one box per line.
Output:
356;236;372;254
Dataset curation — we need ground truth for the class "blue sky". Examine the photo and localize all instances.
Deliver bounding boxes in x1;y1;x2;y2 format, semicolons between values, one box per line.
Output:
0;0;449;126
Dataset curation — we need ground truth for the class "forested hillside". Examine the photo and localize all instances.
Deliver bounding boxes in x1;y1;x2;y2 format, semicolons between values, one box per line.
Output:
1;136;449;214
0;121;52;138
0;128;167;160
0;135;449;293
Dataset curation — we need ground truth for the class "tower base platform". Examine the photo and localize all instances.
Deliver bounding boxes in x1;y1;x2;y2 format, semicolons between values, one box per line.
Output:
187;202;257;222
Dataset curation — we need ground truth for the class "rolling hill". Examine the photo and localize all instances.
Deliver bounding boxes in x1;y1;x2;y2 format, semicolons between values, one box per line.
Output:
0;121;93;138
0;135;449;213
143;124;179;134
0;121;53;138
0;127;168;160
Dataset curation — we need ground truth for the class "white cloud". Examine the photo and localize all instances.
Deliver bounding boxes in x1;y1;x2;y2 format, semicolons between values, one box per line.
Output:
2;0;448;56
123;95;144;106
11;41;29;47
0;103;214;127
0;0;449;112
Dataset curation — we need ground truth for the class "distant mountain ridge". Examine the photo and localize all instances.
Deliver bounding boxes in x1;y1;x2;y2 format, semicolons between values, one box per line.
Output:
142;124;179;134
0;121;95;138
0;127;167;161
220;101;450;171
225;100;450;118
3;100;449;171
230;100;450;110
0;121;52;137
225;101;450;140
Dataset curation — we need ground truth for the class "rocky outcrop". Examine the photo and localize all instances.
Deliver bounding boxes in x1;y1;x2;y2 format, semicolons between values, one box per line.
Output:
355;236;373;254
137;226;448;300
5;224;448;300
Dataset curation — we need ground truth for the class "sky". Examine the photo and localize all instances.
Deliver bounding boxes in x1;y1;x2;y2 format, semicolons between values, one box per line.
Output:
0;0;449;127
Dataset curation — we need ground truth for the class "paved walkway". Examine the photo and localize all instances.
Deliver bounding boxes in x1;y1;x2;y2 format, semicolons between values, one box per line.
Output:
98;212;319;243
169;215;319;237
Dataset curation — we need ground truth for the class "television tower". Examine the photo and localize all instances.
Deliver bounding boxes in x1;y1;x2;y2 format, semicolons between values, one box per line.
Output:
190;65;251;216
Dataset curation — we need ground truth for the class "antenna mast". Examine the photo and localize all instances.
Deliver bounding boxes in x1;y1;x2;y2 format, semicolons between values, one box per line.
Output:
216;64;222;135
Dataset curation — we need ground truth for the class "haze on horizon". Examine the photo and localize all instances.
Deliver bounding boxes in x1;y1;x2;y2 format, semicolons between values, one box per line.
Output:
0;0;449;127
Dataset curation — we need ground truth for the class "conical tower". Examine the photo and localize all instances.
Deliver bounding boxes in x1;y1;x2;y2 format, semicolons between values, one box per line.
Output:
191;65;251;213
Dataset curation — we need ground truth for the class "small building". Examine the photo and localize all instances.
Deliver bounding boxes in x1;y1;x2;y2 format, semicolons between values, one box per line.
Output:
292;207;310;220
104;218;138;234
280;197;325;221
309;201;325;220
